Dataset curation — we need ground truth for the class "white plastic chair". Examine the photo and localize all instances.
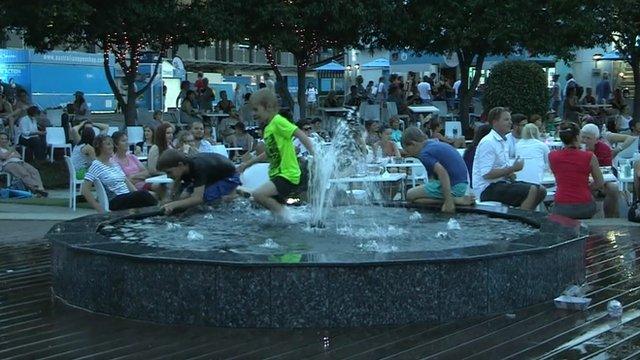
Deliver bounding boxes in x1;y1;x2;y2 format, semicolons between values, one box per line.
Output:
212;144;229;158
433;101;454;120
45;127;72;163
46;108;64;126
126;126;144;146
93;178;110;212
64;155;84;211
404;157;428;187
444;121;463;139
0;171;11;187
293;103;301;122
386;102;410;124
613;137;639;166
239;163;270;192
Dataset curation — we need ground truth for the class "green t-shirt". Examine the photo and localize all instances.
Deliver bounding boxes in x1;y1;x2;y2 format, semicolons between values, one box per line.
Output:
263;114;301;184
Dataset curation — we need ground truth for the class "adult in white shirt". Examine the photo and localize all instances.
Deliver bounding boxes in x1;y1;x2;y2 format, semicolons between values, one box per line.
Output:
472;107;546;209
515;123;550;184
305;84;318;104
453;79;462;99
376;76;386;103
294;122;314;157
18;106;47;161
416;75;433;105
563;73;578;99
505;113;528;158
190;121;215;153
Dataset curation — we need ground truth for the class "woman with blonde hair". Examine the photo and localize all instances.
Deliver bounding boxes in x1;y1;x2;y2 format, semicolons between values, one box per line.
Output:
514;123;550;184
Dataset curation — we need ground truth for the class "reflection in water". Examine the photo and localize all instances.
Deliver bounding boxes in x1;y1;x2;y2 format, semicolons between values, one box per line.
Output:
100;202;536;256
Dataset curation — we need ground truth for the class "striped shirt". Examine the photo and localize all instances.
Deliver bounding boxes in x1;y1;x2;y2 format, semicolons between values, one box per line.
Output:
84;159;130;199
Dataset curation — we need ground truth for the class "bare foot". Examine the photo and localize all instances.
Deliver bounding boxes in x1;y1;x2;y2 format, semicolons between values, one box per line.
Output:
454;195;475;206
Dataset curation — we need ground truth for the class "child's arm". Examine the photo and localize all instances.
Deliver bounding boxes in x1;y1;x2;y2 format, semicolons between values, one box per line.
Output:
162;185;204;214
238;151;267;173
292;128;315;156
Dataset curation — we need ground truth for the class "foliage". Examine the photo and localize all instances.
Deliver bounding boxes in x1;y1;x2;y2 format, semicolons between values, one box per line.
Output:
224;0;378;118
483;61;550;117
369;0;603;128
6;0;223;125
594;0;640;121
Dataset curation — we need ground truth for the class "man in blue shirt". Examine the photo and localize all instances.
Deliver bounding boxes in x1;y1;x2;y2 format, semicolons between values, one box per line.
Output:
401;127;474;213
596;72;612;104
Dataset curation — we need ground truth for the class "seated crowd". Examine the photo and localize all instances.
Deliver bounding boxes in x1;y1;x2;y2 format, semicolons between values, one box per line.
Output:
3;80;640;222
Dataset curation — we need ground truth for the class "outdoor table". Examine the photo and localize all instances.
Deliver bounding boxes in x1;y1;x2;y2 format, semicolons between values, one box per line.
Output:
318;107;349;125
580;104;612;109
408;105;439;114
145;174;174;184
544;140;564;150
226;147;243;151
137;156;148;162
330;172;407;200
384;162;423;170
540;168;618;186
202;112;230;127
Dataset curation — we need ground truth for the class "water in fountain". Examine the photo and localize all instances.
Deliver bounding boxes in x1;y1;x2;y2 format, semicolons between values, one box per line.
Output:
307;117;368;226
98;110;539;258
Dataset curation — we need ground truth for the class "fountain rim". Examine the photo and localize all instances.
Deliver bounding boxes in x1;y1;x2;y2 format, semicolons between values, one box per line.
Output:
48;203;587;267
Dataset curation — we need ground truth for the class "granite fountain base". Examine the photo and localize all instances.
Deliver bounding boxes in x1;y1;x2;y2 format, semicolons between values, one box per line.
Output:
49;204;587;328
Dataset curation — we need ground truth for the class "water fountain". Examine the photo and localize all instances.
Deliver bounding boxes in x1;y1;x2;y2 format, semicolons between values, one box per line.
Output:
49;116;587;328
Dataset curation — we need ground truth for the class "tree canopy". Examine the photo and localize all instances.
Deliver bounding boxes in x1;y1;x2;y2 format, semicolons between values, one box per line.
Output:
226;0;378;118
595;0;640;121
6;0;222;124
370;0;603;127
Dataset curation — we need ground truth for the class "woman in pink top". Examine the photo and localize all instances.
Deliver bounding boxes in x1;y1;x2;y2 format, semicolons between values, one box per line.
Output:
111;131;150;190
549;122;604;219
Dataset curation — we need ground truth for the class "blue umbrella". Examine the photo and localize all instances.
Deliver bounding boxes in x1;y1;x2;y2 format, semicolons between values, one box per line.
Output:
361;58;390;68
601;51;627;61
313;61;345;71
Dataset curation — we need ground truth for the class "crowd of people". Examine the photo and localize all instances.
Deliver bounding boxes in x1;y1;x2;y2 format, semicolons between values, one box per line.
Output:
318;73;459;122
2;69;640;223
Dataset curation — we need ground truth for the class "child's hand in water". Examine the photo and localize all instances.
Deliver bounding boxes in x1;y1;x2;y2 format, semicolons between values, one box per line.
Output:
162;202;177;215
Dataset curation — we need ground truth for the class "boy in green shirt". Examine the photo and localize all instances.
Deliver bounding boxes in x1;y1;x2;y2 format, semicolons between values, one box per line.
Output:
237;89;315;219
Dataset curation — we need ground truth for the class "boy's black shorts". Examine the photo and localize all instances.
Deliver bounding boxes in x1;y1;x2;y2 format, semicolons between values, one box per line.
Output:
272;176;300;203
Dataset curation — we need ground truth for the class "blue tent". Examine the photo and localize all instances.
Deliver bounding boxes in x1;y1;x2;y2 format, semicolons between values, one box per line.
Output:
313;61;345;71
361;58;390;68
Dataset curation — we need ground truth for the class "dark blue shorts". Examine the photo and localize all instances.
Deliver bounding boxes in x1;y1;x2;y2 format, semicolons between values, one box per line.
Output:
203;175;242;202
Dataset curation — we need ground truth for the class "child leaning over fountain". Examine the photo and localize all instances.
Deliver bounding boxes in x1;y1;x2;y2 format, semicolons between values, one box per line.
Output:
237;88;315;220
401;127;475;213
157;149;239;214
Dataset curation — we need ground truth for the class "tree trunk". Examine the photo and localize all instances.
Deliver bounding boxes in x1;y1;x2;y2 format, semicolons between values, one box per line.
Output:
264;46;294;110
124;47;140;126
297;64;307;121
101;43;126;119
457;53;485;136
632;61;640;123
272;65;294;110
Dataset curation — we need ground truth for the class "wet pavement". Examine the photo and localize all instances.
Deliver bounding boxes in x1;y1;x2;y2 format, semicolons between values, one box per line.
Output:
2;224;640;359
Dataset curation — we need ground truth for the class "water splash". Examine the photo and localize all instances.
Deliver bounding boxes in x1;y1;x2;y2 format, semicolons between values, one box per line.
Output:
307;118;369;225
259;238;280;249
